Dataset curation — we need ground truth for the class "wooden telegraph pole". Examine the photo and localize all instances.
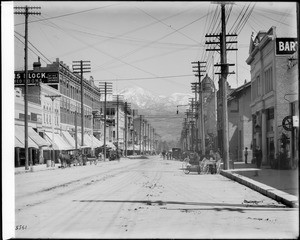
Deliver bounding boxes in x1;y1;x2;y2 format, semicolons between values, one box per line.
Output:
14;6;41;170
72;60;91;154
192;61;206;154
205;3;237;169
99;82;112;160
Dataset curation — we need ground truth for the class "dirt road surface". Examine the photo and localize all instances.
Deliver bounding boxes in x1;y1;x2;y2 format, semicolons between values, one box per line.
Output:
15;156;299;239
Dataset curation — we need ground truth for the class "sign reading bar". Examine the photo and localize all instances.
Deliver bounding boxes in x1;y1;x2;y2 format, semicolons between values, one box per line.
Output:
14;71;59;85
275;38;298;55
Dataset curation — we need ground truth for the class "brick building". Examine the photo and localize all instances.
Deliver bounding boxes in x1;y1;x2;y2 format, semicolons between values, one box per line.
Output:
14;58;104;165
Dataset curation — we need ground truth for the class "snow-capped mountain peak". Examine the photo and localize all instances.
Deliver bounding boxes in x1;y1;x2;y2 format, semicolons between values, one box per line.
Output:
116;86;193;110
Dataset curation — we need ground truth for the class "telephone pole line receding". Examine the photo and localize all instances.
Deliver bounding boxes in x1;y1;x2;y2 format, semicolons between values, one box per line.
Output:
139;115;143;154
14;6;41;170
205;3;237;170
192;61;206;154
72;60;91;154
99;82;112;160
113;95;124;157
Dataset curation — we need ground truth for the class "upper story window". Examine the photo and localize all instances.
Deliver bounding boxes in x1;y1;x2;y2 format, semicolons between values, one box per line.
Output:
264;67;273;94
251;74;261;101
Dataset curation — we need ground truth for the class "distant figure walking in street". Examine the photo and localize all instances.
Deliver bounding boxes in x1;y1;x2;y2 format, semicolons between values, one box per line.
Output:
162;150;166;160
244;147;248;164
254;146;262;176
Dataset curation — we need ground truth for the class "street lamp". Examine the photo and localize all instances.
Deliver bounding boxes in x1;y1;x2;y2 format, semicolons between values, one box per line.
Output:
45;94;61;167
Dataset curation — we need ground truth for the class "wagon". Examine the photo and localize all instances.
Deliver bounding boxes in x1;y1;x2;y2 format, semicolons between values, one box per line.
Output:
182;157;210;174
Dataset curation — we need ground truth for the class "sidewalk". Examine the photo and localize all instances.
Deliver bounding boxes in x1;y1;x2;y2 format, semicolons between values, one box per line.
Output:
14;158;125;175
220;162;299;208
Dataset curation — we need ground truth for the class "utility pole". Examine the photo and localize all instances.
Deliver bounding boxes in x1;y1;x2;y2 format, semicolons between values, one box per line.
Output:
124;102;131;157
148;123;150;153
152;128;155;154
143;119;146;154
72;60;91;154
45;95;61;166
124;102;128;157
139;115;143;154
132;109;137;155
14;6;41;170
113;95;123;157
192;61;206;155
75;110;78;151
188;98;195;151
205;3;237;169
99;82;112;160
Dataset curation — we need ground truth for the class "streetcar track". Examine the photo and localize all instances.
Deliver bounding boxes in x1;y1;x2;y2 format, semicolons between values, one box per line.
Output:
16;161;146;211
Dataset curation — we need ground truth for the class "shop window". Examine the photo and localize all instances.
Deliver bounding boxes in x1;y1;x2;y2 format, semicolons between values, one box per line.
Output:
31;113;37;122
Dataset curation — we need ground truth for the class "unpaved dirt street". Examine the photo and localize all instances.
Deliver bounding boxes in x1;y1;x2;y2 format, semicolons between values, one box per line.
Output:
15;156;298;239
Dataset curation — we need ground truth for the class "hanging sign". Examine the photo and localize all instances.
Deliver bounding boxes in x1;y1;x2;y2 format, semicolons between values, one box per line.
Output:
275;38;297;55
14;71;59;85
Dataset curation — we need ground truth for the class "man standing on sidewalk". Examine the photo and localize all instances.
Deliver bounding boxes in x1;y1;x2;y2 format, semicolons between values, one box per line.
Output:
254;146;262;176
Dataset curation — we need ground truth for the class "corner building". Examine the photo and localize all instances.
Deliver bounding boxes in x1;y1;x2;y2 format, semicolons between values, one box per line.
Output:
246;26;298;167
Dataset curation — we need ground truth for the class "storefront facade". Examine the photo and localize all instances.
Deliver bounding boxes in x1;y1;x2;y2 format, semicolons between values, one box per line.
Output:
246;26;298;167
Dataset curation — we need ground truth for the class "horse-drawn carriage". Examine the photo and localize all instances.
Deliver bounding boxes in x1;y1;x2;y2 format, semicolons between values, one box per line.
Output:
181;151;222;175
58;149;98;168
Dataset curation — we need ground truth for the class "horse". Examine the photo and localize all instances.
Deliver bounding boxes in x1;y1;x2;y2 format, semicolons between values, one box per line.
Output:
58;152;71;168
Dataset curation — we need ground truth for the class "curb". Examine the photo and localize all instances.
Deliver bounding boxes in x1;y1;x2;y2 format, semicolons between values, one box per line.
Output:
220;170;299;208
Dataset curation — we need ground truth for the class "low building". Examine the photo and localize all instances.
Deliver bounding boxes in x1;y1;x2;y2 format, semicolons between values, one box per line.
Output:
227;81;252;162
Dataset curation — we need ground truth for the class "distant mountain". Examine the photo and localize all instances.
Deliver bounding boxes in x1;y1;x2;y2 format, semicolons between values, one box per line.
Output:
117;86;193;112
117;86;193;141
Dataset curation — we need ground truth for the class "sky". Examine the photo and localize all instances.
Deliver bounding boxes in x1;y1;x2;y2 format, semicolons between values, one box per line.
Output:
10;1;298;97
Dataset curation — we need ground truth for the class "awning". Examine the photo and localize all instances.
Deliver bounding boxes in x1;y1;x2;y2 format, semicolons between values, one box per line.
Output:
61;131;76;149
101;141;116;150
91;135;103;148
28;127;50;147
15;125;39;148
15;137;23;148
127;144;140;150
44;132;73;150
76;133;91;149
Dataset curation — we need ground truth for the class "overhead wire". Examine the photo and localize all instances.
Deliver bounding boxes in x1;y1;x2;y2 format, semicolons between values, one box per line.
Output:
14;34;50;65
14;3;122;26
97;10;211;70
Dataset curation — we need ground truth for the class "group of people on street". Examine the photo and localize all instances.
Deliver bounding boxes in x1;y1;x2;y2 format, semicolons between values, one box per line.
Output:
182;149;222;174
161;150;172;160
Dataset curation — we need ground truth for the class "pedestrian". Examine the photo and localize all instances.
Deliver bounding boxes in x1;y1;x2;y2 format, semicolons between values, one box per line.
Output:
162;150;166;160
244;147;248;164
254;146;262;176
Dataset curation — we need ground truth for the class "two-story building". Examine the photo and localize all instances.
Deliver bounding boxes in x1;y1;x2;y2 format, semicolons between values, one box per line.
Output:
246;26;298;167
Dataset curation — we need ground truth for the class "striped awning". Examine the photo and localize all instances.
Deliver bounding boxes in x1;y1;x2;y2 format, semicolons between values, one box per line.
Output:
28;127;49;147
15;125;39;148
44;132;73;150
91;135;103;148
15;136;23;148
61;131;76;149
76;133;104;149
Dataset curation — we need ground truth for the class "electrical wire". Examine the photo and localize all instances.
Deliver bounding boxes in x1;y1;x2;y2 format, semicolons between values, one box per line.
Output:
14;3;121;26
